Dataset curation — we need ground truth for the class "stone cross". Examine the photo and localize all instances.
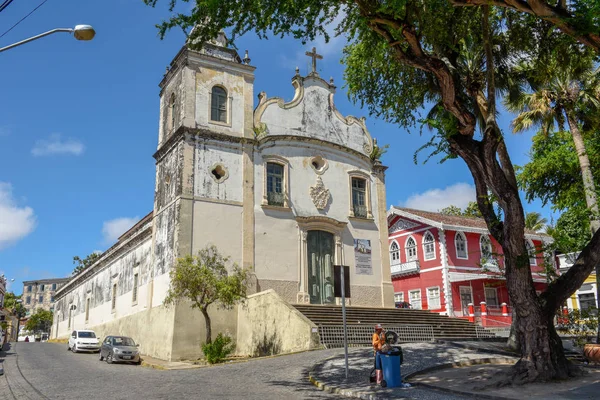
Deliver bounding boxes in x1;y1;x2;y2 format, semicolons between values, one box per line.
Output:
305;47;323;75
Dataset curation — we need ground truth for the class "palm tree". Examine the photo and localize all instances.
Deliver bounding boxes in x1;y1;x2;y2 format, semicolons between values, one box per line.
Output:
506;63;600;234
524;212;548;232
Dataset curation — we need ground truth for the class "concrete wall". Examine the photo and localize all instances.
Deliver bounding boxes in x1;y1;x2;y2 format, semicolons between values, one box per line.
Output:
236;290;319;356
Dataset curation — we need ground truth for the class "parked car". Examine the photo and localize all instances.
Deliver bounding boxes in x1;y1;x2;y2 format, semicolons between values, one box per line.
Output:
99;336;141;365
67;330;100;353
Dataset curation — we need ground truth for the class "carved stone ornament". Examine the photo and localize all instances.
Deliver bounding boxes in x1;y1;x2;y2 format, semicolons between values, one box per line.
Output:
309;176;331;210
388;218;420;233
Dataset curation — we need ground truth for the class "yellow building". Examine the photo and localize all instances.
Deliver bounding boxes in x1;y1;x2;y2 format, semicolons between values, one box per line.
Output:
558;253;598;312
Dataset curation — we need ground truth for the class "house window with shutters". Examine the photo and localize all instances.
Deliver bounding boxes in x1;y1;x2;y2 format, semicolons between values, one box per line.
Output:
266;162;285;206
422;231;436;260
132;273;139;304
351;178;367;218
455;232;468;259
390;241;400;265
406;237;417;261
427;287;441;309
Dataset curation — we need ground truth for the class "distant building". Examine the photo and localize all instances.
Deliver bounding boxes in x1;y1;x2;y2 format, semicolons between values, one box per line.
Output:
558;252;598;313
22;278;69;314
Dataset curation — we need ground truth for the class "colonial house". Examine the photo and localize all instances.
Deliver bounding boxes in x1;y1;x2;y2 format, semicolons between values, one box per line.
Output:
387;207;552;326
52;34;394;361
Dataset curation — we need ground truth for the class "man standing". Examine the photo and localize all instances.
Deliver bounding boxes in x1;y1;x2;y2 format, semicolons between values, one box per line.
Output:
372;323;386;384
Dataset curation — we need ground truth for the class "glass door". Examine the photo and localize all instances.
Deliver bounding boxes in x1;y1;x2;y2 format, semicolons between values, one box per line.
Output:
459;286;473;315
307;230;335;305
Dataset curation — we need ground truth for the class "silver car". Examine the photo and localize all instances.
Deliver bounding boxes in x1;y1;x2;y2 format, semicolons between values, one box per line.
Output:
99;336;141;365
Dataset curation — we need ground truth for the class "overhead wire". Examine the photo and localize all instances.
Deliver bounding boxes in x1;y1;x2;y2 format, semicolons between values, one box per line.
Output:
0;0;15;14
0;0;49;40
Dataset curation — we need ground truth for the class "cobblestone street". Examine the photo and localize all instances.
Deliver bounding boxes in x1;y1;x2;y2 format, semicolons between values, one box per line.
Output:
0;342;341;400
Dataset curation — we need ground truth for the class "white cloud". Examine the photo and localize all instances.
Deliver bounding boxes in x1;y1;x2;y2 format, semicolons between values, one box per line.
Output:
31;134;85;156
0;183;36;250
102;217;139;245
401;183;476;212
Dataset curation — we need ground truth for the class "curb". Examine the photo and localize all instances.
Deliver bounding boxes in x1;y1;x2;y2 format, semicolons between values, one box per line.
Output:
308;353;383;400
404;357;518;400
435;339;519;357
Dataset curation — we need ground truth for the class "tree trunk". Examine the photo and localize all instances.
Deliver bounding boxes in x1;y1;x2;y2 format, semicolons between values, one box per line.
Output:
201;307;212;345
565;109;600;343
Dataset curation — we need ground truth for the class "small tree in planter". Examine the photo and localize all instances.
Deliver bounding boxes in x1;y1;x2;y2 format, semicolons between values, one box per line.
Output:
164;245;248;347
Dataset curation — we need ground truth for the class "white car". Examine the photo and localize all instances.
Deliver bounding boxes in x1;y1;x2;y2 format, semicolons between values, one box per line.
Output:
67;330;100;353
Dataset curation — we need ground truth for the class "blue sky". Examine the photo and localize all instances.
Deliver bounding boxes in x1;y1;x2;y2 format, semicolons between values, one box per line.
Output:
0;1;551;294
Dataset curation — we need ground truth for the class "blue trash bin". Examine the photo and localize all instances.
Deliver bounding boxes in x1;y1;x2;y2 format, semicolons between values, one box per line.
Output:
380;352;402;388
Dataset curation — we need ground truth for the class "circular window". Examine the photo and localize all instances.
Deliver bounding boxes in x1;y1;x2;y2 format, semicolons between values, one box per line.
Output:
310;156;328;175
209;163;229;183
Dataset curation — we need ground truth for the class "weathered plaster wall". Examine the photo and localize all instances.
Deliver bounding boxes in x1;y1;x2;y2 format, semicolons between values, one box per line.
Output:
170;301;238;361
155;141;183;212
193;139;244;203
153;202;179;277
236;290;319;356
256;280;298;304
258;77;372;157
191;200;243;264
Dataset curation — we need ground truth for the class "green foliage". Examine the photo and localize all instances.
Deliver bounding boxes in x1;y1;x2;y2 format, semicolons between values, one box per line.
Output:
439;202;482;217
370;141;390;161
72;252;102;276
25;309;53;334
201;333;234;364
556;307;598;348
3;292;20;311
524;212;548;232
164;245;248;343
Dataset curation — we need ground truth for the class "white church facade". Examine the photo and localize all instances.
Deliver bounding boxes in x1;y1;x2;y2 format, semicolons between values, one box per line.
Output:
53;34;394;361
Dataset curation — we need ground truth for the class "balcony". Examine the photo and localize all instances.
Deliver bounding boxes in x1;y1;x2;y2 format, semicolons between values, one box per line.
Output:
353;205;368;218
480;258;500;272
390;260;420;277
267;192;285;207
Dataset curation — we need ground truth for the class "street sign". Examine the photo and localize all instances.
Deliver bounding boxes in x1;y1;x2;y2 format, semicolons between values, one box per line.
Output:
334;265;351;298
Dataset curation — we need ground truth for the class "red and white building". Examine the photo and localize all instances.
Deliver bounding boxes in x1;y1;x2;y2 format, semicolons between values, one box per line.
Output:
387;207;552;326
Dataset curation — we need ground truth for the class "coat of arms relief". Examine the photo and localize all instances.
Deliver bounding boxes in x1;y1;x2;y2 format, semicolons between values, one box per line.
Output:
310;176;331;210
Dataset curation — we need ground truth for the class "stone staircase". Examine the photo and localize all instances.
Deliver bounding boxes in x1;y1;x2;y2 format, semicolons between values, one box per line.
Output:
293;304;494;341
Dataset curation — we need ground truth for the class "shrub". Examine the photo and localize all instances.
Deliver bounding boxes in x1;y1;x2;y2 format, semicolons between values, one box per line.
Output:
202;333;234;364
556;307;598;348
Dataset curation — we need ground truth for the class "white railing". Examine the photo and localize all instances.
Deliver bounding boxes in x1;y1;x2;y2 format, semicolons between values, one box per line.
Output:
480;258;500;272
318;325;435;348
390;260;420;276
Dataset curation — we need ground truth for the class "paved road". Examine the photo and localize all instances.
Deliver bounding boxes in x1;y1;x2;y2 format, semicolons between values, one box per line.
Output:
0;342;341;400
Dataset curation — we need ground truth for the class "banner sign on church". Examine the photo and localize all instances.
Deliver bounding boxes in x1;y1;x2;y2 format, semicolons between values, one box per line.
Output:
354;239;372;275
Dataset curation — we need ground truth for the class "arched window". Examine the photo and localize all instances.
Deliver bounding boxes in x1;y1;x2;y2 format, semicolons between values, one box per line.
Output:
266;162;284;206
406;237;417;262
525;240;537;265
422;231;436;260
480;235;492;259
211;86;227;123
169;93;176;129
455;232;468;259
390;241;400;265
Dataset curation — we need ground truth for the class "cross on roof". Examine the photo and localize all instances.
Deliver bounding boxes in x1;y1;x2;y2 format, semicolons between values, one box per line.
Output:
305;47;323;75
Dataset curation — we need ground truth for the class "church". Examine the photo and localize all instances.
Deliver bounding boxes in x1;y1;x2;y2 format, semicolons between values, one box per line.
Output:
52;33;394;361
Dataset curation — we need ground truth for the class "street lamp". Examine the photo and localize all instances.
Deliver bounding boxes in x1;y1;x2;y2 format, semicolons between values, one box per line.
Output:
0;25;95;53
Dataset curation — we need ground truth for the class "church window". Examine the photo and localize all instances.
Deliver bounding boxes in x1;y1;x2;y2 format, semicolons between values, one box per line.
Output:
266;162;284;206
406;236;417;261
132;273;139;304
351;178;367;218
111;283;117;312
455;232;468;259
85;298;90;323
169;93;176;130
525;240;537;265
211;86;227;123
422;231;436;260
390;241;400;265
210;163;228;183
310;156;328;174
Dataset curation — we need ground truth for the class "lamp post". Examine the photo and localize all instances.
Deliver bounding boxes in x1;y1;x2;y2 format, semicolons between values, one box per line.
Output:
0;25;95;53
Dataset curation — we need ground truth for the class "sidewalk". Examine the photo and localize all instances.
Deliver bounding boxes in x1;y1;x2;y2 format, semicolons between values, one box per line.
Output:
309;342;511;399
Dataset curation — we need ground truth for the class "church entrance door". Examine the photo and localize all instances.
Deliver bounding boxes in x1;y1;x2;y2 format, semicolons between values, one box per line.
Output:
307;230;335;305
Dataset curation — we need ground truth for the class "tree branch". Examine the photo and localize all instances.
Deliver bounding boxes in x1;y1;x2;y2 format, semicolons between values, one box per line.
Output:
447;0;600;52
541;228;600;315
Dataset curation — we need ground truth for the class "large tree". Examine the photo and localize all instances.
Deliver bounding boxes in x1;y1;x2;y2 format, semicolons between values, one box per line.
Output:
447;0;600;51
25;309;53;335
72;252;101;276
144;0;600;382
